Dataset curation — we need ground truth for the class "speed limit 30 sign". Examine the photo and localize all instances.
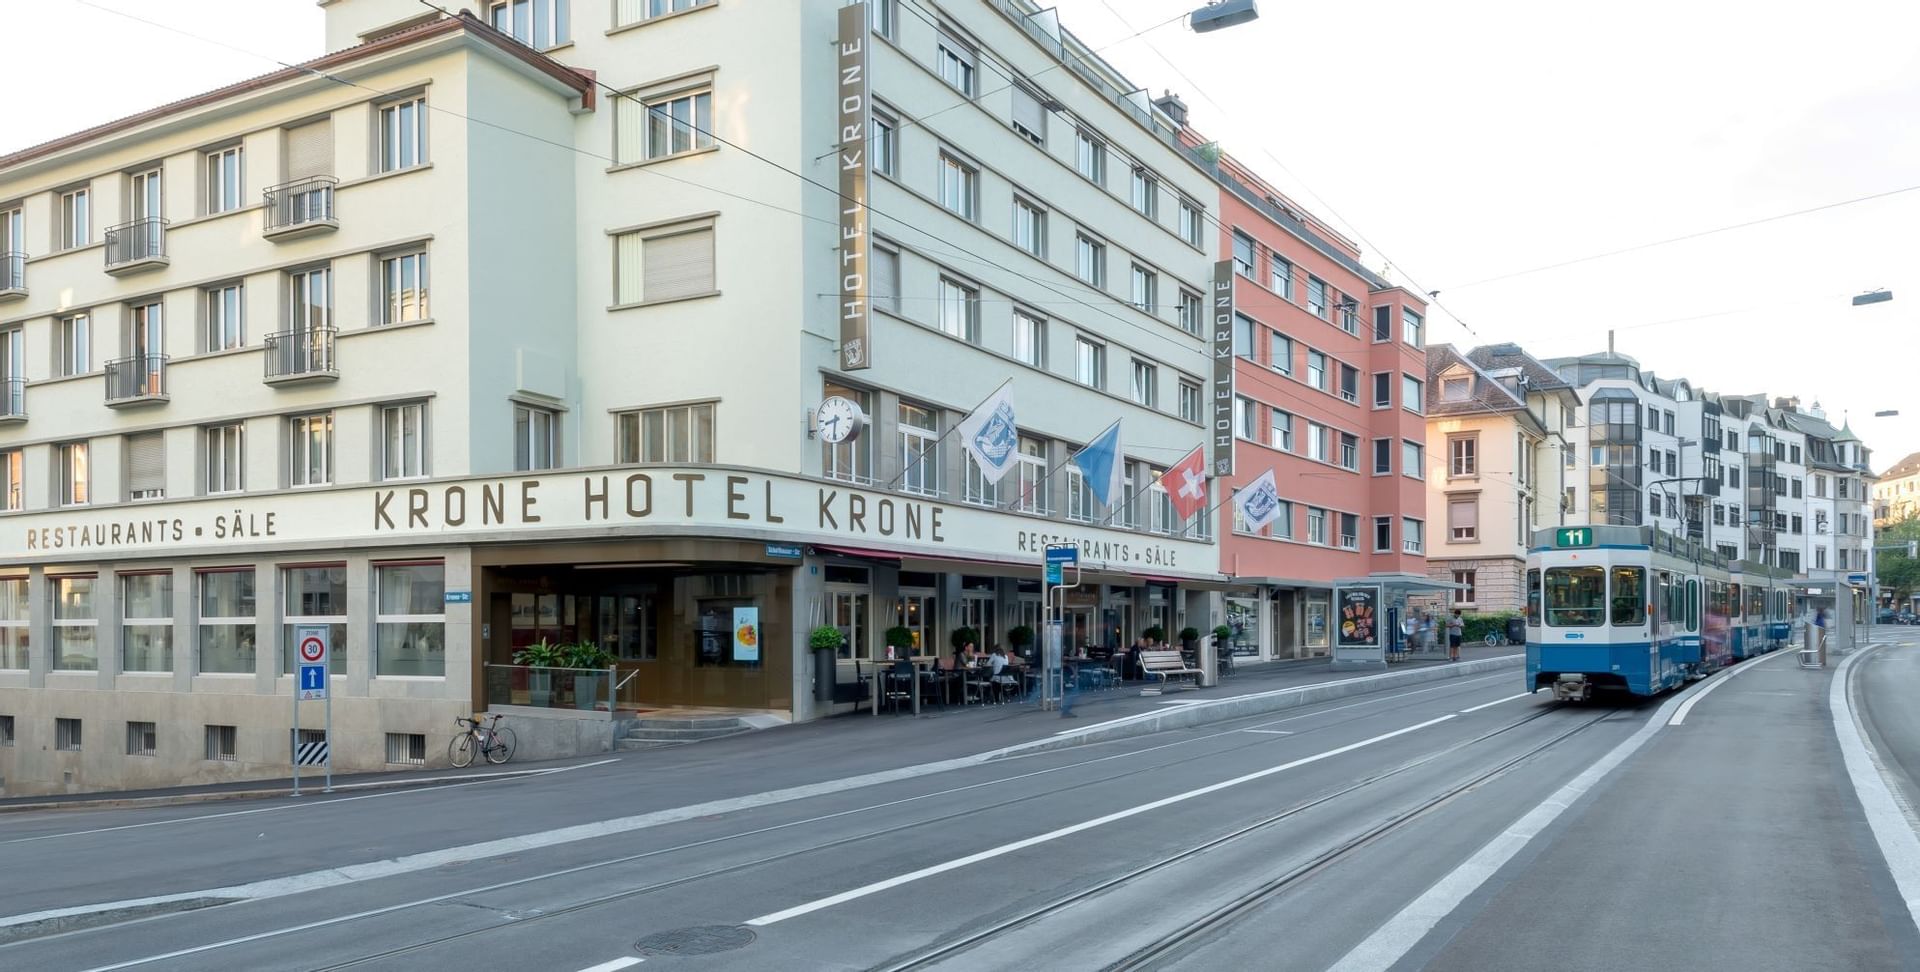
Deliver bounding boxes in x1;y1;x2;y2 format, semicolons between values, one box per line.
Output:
297;631;328;665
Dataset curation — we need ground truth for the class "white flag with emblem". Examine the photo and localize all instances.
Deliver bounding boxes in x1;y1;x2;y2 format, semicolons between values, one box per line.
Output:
1232;468;1285;533
956;379;1019;484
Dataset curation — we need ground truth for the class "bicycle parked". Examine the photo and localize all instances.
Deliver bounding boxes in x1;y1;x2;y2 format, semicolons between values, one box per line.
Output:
1484;630;1510;647
449;713;515;767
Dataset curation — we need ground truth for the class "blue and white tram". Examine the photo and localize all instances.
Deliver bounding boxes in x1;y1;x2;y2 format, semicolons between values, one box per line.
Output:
1728;562;1793;660
1525;526;1734;701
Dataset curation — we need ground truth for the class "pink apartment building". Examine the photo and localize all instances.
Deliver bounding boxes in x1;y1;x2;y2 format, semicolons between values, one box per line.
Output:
1172;111;1433;661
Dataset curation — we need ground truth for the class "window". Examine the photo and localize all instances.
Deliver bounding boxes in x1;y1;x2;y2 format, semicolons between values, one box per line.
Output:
1179;198;1204;247
1169;380;1199;424
52;576;97;671
1402;376;1424;413
1647;491;1661;519
1450;436;1478;477
205;424;244;495
57;718;82;752
1129;264;1157;312
1269;254;1292;299
937;153;977;219
1268;500;1297;540
58;313;90;376
377;97;427;172
1178;290;1203;335
284;565;347;674
1307;350;1327;391
1544;566;1604;626
488;0;568;48
0;715;11;746
1816;547;1827;570
1074;337;1104;389
380;403;428;480
1730;466;1742;488
58;442;89;506
513;404;557;471
1610;567;1646;626
1373;305;1392;341
1668;451;1679;477
206;284;243;351
1306;422;1327;462
59;186;90;249
1013;198;1045;256
872;111;897;176
1270;332;1293;375
205;146;242;215
1373;372;1391;408
1403;518;1425;554
964;451;998;506
1014;435;1048;514
1306;276;1328;318
121;573;173;673
1129;168;1158;218
1449;494;1478;541
0;577;24;670
1403;309;1423;346
205;725;237;761
1453;570;1477;605
936;275;979;341
1339;365;1359;404
1307;507;1328;545
1338;295;1360;334
1010;85;1046;145
198;570;257;675
871;245;900;314
1131;359;1157;407
1339;433;1358;471
1074;131;1105;183
1065;464;1095;523
1373;438;1392;475
822;382;873;483
937;32;976;95
127;431;165;501
1375;516;1393;552
611;221;712;304
1074;233;1105;287
1231;314;1254;361
1441;377;1470;403
1233;397;1258;441
1013;311;1046;368
1791;444;1802;464
381;251;429;324
897;402;939;497
290;266;332;330
376;563;445;677
1268;407;1292;450
289;413;332;486
1403;440;1424;479
1792;477;1803;498
1663;411;1675;436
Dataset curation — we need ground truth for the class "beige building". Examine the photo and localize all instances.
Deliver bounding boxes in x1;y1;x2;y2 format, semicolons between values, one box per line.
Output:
1421;344;1578;614
1875;450;1920;526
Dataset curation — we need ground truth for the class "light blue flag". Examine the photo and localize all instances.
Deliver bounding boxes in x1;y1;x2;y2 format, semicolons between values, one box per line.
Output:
1071;420;1125;508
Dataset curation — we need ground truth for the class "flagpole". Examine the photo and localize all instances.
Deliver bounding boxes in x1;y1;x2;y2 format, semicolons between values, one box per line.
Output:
880;378;1011;490
1093;444;1206;529
1000;418;1119;514
1175;485;1239;540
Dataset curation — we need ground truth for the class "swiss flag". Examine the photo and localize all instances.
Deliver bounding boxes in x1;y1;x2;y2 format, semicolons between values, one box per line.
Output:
1162;446;1210;521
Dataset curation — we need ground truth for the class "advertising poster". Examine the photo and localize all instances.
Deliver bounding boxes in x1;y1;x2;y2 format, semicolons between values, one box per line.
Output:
732;606;760;663
1336;586;1380;648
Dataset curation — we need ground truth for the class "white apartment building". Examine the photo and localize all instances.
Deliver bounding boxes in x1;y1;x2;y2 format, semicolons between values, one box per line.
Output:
0;1;1228;795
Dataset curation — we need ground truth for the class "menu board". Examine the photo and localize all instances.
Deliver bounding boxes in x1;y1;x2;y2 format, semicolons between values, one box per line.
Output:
1336;587;1380;648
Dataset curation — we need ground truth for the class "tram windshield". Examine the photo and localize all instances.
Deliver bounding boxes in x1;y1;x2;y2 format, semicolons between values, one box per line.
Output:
1525;569;1541;627
1544;566;1605;627
1610;567;1646;626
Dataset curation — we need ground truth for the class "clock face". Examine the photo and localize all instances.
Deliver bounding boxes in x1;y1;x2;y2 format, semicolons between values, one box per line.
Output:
817;395;866;444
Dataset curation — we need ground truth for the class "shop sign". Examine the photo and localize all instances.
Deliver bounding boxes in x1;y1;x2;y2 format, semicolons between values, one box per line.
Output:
1336;586;1380;648
835;1;872;371
1209;259;1236;477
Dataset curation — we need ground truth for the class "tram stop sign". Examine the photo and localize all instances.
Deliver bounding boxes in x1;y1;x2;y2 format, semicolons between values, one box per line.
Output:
1044;543;1079;585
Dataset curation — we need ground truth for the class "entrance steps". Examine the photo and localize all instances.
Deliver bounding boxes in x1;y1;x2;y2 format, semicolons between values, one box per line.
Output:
618;716;756;751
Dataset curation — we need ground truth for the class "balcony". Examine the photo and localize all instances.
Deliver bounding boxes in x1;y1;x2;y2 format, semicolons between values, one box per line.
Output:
103;218;169;275
105;354;168;407
262;177;338;241
263;326;337;385
0;377;23;423
0;251;23;301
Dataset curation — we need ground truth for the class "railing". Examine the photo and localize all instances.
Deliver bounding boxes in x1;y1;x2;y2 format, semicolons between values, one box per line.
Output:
263;177;337;235
105;353;167;403
104;217;167;269
0;250;23;293
0;376;23;419
263;326;337;382
482;663;620;712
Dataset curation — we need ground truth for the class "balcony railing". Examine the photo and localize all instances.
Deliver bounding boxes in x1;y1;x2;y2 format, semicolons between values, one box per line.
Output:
105;354;168;406
263;326;337;384
104;218;169;274
263;177;338;240
0;251;24;300
0;376;23;422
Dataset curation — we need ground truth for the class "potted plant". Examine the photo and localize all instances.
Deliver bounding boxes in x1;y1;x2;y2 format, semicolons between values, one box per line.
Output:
563;642;616;710
950;626;980;654
1142;625;1166;647
809;625;846;652
1179;626;1201;652
511;639;566;707
1007;624;1035;662
883;626;916;660
1212;624;1233;650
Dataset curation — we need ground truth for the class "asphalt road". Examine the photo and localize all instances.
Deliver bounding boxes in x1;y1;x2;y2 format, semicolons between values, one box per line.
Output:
5;634;1920;972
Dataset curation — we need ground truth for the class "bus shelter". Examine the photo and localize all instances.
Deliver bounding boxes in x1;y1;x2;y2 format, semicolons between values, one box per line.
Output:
1330;574;1465;670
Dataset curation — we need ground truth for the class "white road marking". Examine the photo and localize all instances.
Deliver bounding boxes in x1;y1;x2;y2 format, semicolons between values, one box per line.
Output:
1669;649;1795;725
1831;646;1920;932
5;760;620;845
744;715;1458;927
1459;693;1531;714
1239;729;1295;735
1157;699;1205;705
576;959;643;972
1245;674;1509;731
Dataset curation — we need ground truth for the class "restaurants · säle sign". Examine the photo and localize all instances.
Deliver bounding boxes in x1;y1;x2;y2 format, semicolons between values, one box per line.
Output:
836;1;872;371
1210;259;1236;476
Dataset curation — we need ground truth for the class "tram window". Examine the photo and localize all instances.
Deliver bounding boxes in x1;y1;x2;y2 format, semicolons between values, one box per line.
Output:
1728;584;1741;620
1609;567;1646;626
1525;569;1541;627
1544;566;1605;627
1746;587;1764;619
1686;579;1700;631
1659;574;1683;627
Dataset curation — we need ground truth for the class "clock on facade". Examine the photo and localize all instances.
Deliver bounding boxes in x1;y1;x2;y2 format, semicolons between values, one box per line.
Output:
816;395;866;444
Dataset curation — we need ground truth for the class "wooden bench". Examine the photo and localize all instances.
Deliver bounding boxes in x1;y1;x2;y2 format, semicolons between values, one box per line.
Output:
1138;649;1201;694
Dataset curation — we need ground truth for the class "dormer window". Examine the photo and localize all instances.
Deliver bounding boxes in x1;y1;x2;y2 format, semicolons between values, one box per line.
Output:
1441;377;1470;402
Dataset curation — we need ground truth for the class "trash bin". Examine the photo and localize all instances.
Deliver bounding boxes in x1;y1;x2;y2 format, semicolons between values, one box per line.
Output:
814;646;836;703
1505;617;1527;646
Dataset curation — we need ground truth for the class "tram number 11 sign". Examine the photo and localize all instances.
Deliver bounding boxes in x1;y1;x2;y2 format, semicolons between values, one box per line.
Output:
1554;527;1594;549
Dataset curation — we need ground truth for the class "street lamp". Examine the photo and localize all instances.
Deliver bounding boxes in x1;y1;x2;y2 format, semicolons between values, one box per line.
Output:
1190;0;1260;32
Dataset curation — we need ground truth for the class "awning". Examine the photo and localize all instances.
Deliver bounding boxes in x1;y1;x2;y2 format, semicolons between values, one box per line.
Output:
811;544;902;562
1333;573;1465;593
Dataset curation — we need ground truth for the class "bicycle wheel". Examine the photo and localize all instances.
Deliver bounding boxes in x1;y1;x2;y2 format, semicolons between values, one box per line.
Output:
485;726;516;765
1484;633;1501;647
449;733;475;768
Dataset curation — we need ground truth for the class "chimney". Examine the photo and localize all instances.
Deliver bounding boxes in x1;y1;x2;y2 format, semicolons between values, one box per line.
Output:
1152;90;1189;127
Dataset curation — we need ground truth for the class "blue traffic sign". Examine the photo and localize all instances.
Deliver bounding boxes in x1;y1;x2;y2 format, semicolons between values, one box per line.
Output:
1045;562;1062;585
1045;544;1079;565
298;663;328;700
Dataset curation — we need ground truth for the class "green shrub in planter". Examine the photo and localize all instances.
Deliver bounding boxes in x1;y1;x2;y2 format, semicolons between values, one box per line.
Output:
1212;624;1233;644
562;642;615;670
1142;625;1166;645
949;626;981;651
1178;627;1201;645
884;626;916;653
809;625;846;651
1461;612;1519;642
512;639;566;668
1007;625;1035;648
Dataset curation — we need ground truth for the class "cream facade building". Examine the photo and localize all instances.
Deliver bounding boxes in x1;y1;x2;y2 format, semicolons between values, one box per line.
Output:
0;1;1233;795
1874;451;1920;527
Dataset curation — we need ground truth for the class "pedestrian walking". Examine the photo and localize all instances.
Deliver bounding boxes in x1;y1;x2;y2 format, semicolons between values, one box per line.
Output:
1446;610;1464;662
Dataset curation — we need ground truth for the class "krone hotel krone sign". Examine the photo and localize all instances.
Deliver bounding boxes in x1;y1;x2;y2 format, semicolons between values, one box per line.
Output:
6;468;1217;578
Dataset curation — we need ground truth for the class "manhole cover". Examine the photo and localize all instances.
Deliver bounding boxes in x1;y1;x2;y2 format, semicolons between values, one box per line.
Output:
634;925;757;956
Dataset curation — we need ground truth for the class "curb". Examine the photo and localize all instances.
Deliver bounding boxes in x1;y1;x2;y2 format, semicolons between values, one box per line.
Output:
995;654;1525;757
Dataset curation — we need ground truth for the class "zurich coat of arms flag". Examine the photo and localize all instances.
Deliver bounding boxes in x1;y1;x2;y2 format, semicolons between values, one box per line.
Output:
1162;445;1209;521
956;379;1019;484
1232;468;1284;533
1071;420;1125;508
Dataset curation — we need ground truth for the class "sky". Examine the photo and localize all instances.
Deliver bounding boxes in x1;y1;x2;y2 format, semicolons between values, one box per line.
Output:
8;0;1917;465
